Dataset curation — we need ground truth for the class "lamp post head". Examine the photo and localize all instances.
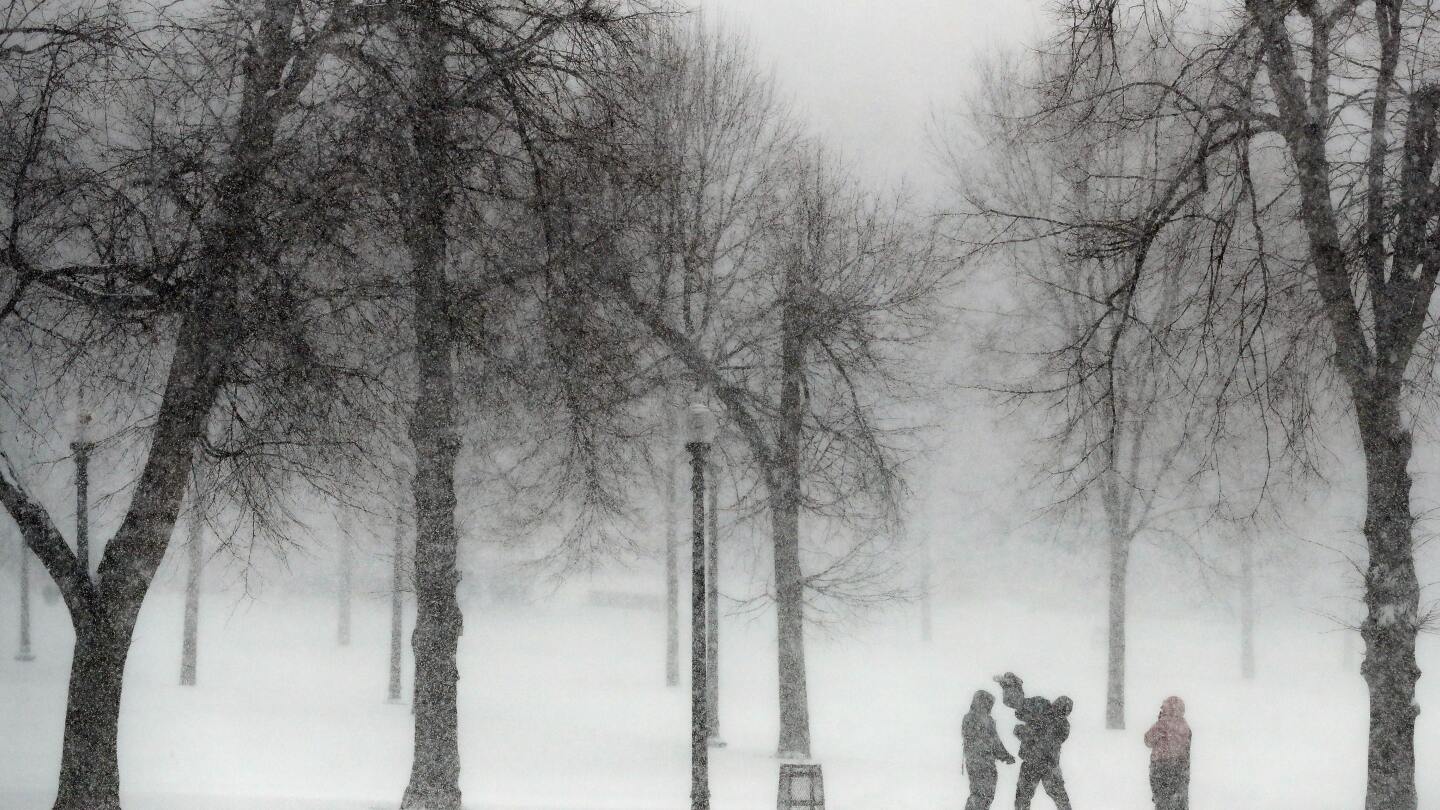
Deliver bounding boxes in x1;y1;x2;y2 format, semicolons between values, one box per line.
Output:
684;401;717;446
71;412;93;455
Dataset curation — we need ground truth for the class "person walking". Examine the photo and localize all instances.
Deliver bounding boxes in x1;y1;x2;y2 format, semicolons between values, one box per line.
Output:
963;690;1016;810
1144;696;1191;810
994;672;1073;810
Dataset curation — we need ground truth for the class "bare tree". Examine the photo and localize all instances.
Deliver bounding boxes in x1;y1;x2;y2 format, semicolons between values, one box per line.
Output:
0;2;395;804
954;2;1440;805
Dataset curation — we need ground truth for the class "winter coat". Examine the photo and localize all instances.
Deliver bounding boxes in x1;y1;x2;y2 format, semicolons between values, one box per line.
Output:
1144;696;1192;763
997;674;1071;764
963;691;1013;770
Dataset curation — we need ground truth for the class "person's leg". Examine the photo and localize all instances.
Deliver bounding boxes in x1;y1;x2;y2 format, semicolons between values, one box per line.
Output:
967;767;997;810
1015;761;1040;810
1150;761;1168;810
1041;763;1072;810
1176;760;1190;810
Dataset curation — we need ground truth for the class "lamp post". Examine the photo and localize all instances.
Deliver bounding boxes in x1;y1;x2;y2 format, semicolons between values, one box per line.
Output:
684;401;716;810
71;412;92;580
705;457;723;747
16;532;34;662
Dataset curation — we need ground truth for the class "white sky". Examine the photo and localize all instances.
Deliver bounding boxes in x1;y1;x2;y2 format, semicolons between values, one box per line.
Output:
699;0;1049;188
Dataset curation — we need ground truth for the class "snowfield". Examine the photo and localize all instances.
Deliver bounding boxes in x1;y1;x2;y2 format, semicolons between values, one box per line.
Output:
1;579;1436;810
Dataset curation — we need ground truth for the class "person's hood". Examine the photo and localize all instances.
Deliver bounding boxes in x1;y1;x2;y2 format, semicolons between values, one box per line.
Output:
971;690;995;712
1161;696;1185;718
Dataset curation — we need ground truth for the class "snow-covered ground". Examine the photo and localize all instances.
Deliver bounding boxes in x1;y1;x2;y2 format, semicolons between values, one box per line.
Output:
1;580;1435;809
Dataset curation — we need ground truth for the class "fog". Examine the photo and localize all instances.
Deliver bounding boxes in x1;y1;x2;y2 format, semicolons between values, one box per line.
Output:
4;1;1440;809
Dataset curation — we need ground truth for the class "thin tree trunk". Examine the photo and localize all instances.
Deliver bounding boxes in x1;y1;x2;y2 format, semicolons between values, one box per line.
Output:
180;515;201;686
773;260;811;760
53;617;130;810
17;535;34;661
919;533;932;644
705;458;721;744
1240;538;1255;680
338;512;353;647
389;508;405;703
1357;400;1421;810
1105;530;1129;730
665;443;680;687
400;4;463;804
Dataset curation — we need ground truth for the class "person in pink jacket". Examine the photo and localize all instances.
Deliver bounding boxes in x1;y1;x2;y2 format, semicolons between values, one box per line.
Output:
1144;696;1191;810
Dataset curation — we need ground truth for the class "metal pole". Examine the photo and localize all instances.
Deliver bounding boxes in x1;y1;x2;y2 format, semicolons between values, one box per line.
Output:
705;458;723;747
687;440;710;810
71;437;90;580
180;514;202;685
16;534;34;662
388;509;404;703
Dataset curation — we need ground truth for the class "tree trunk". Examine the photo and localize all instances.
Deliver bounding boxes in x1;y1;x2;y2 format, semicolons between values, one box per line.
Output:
705;458;721;743
400;4;463;805
773;261;811;760
665;443;680;687
52;617;130;810
338;512;353;647
1105;530;1129;730
1240;537;1255;680
180;516;201;686
919;533;932;644
1356;399;1421;810
389;508;405;703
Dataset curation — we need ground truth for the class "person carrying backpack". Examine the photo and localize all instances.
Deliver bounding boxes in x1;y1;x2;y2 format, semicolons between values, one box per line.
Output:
994;672;1073;810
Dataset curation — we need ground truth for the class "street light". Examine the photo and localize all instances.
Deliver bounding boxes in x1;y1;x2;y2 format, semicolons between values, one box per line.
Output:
15;532;34;662
705;455;723;748
71;412;92;580
684;400;716;810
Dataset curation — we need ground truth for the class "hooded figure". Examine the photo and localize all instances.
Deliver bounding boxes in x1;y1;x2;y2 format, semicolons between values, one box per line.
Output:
1144;696;1191;810
994;673;1073;810
963;690;1016;810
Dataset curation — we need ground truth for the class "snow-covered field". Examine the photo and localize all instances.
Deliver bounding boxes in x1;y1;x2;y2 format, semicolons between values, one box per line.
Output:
1;580;1436;809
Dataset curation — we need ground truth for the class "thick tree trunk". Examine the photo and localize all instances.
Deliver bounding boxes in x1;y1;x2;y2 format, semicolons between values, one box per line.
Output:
1105;530;1129;730
1240;538;1255;680
338;512;353;647
53;617;131;810
1356;401;1421;810
400;5;463;805
665;444;680;687
773;264;811;760
705;458;721;743
180;516;201;686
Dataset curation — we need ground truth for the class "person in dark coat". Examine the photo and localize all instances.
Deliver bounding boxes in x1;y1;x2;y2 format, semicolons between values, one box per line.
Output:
1144;696;1191;810
994;673;1073;810
963;690;1016;810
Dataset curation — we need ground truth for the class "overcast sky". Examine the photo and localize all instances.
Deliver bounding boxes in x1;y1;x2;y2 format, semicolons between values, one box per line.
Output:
700;0;1048;188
